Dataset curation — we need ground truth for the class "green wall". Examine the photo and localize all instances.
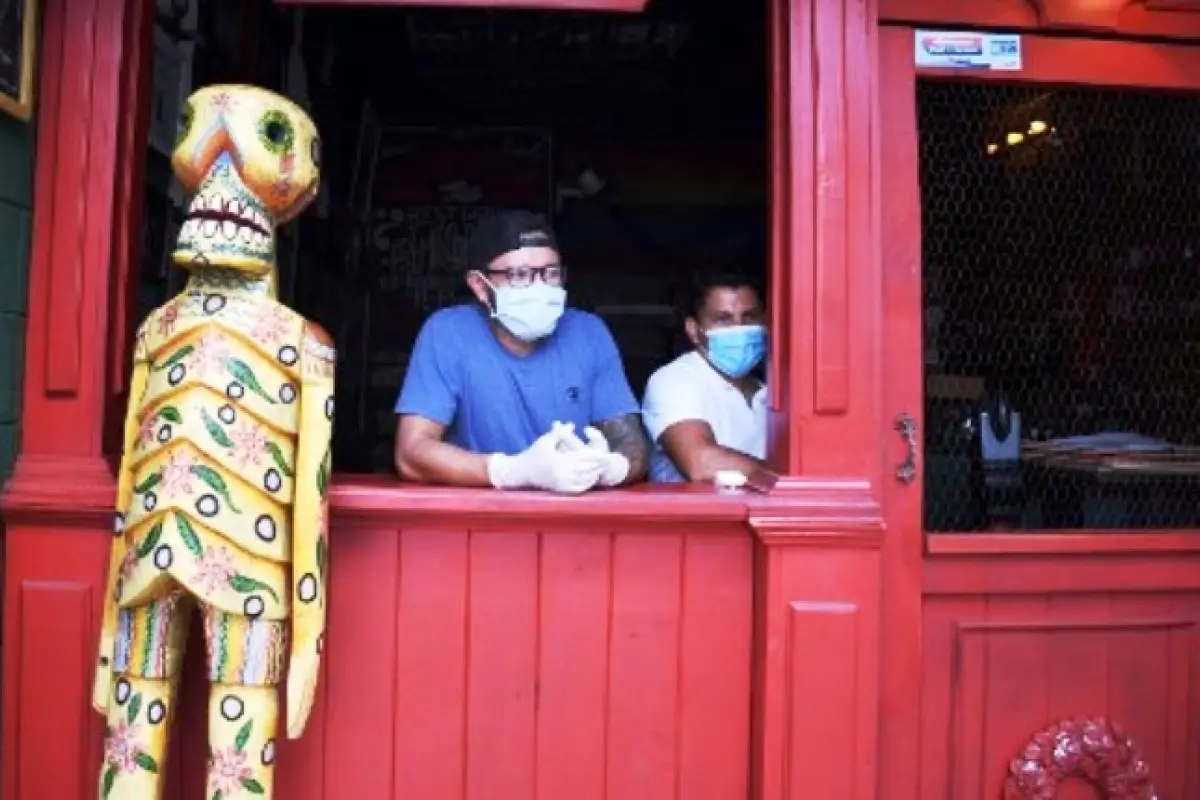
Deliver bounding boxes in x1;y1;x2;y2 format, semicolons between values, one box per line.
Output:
0;114;34;483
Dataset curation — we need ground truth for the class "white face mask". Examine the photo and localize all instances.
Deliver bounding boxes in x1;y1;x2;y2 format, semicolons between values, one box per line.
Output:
484;278;567;342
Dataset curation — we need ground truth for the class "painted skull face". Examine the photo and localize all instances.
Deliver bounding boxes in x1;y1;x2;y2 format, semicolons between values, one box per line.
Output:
171;84;321;275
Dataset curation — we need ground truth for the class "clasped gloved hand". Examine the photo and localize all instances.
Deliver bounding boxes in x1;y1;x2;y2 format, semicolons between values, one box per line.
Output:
556;424;630;488
487;422;610;494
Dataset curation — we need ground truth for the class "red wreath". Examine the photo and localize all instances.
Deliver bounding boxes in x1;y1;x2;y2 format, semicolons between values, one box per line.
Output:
1003;716;1157;799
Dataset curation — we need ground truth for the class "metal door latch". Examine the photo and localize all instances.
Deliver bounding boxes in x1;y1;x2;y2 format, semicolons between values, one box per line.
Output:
894;413;917;484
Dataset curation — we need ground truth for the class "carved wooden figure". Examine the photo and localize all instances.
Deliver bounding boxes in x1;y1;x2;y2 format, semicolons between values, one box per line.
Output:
92;84;334;800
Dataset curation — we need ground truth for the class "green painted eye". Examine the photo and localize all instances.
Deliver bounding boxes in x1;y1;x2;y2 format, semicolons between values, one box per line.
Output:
177;101;194;145
258;110;295;154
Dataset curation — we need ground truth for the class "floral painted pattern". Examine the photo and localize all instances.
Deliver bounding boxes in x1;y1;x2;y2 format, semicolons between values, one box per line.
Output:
100;692;161;797
132;452;242;515
104;720;142;773
209;747;253;794
249;304;290;345
201;406;294;479
135;415;157;449
161;450;198;498
187;332;234;378
135;406;182;450
155;334;278;405
176;513;278;602
114;547;138;600
120;547;138;579
193;546;237;593
156;302;180;337
229;421;268;468
208;719;266;797
316;503;328;540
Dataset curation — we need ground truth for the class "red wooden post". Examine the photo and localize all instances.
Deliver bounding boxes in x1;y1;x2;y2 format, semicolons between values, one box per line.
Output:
750;482;884;800
754;0;886;797
766;0;880;479
3;0;136;504
0;0;147;796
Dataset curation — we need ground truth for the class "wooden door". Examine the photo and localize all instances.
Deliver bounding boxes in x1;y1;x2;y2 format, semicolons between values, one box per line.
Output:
876;23;926;800
879;25;1200;799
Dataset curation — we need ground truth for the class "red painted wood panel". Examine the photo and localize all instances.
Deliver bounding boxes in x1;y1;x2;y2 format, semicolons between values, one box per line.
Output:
323;521;400;797
16;582;94;797
392;528;468;797
2;484;754;800
34;0;125;402
467;531;539;798
267;518;756;800
677;534;757;799
785;601;863;797
919;589;1200;798
1;524;112;800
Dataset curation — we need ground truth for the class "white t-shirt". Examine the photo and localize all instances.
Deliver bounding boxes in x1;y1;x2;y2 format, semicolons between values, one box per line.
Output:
641;351;768;483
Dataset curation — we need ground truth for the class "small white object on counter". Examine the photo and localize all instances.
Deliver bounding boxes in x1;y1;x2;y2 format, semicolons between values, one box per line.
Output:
714;470;748;491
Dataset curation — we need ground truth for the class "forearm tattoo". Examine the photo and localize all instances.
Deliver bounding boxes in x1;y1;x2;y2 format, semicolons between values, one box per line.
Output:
596;413;649;483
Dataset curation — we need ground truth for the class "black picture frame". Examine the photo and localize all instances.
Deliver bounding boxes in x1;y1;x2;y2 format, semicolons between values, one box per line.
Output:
0;0;37;121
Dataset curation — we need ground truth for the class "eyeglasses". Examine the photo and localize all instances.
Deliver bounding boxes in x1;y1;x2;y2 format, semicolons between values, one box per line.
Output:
484;264;566;288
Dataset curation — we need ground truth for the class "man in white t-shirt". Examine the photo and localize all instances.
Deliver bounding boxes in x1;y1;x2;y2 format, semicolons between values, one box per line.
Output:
641;271;771;483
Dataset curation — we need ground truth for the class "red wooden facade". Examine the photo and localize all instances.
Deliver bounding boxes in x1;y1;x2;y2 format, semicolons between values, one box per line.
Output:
3;0;1200;798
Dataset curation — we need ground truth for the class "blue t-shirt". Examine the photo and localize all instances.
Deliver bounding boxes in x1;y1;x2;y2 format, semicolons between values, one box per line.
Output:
395;304;639;455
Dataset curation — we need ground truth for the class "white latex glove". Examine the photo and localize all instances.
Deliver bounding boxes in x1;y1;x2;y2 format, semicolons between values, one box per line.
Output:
551;422;620;489
487;424;608;494
550;420;588;451
576;425;630;487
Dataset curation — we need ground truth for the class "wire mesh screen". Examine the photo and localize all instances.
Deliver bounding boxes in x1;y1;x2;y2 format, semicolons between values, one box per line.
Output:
918;80;1200;532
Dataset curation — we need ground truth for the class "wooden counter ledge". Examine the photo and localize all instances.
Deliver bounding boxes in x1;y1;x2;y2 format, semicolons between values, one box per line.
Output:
330;473;752;526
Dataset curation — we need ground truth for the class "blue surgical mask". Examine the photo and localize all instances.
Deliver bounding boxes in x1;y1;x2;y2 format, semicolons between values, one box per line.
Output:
704;324;767;379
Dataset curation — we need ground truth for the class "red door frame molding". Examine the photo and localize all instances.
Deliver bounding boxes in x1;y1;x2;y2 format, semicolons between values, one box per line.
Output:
753;0;888;796
0;0;154;794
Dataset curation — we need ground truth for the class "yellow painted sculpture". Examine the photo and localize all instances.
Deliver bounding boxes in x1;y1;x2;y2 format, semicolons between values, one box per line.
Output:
93;85;333;799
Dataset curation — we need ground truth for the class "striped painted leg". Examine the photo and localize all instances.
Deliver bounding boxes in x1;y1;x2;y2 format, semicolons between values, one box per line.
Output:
99;591;191;799
203;605;287;798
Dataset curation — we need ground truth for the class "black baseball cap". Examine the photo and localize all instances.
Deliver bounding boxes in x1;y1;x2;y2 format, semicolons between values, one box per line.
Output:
468;210;558;271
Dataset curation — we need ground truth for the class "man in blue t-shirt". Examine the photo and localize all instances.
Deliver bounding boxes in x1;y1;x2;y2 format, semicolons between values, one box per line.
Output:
394;210;648;493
